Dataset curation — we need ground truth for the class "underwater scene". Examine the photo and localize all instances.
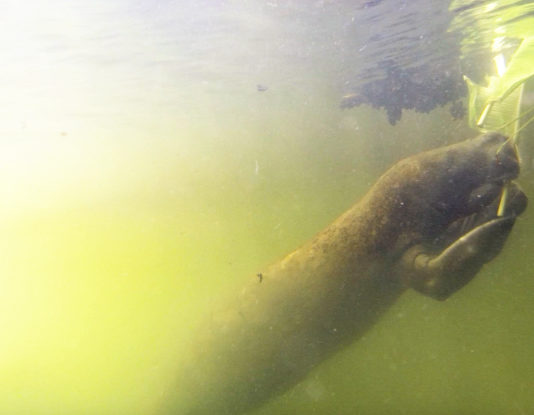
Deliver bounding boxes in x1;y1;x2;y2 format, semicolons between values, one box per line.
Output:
2;0;534;414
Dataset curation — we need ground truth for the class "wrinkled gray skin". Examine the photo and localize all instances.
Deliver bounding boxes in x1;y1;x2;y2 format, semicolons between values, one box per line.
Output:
160;132;527;415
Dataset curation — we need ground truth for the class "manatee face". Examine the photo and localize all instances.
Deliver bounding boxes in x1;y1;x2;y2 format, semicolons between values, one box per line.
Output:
390;132;526;300
371;132;520;252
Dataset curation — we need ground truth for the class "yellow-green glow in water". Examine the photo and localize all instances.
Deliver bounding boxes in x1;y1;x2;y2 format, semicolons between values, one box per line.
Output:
2;1;534;414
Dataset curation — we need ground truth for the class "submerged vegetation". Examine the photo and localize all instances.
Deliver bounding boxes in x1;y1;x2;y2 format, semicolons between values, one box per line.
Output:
450;0;534;213
340;61;466;125
341;0;534;132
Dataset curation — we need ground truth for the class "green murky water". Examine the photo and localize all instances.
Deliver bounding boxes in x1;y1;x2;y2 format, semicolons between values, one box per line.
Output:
1;1;534;414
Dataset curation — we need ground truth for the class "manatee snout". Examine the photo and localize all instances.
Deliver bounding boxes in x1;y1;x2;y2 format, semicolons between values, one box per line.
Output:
399;134;526;301
478;132;520;182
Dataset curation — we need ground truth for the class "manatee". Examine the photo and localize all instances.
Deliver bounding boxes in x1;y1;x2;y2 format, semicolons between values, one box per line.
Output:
160;132;527;415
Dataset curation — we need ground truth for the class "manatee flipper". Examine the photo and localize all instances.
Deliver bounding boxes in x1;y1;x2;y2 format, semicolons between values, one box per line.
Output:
400;183;527;300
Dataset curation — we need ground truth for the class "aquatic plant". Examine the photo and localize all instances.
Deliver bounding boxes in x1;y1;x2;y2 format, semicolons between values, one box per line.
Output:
450;0;534;136
464;37;534;138
450;0;534;214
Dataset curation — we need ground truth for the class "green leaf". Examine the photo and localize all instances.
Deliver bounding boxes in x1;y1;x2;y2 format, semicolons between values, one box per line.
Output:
465;37;534;131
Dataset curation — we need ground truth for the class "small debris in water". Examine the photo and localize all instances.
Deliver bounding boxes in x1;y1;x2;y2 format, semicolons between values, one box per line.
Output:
257;84;268;92
257;273;263;283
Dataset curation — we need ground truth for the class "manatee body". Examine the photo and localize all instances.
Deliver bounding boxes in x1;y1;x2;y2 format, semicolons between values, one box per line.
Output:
160;133;524;415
